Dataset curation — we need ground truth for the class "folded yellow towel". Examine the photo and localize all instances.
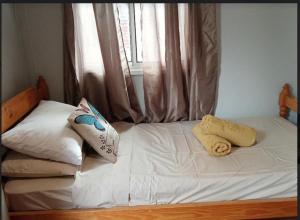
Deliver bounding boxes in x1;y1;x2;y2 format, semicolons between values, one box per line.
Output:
192;124;231;156
200;115;256;147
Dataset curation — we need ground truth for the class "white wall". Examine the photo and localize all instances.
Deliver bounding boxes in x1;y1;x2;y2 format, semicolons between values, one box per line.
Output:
215;3;297;124
1;4;30;102
1;5;29;215
14;4;64;102
10;3;297;123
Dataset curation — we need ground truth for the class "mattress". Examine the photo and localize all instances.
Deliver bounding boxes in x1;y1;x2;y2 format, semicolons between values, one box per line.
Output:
4;117;297;211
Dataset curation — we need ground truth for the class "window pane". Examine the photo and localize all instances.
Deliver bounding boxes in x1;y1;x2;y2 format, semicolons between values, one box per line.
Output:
134;3;143;62
117;4;131;62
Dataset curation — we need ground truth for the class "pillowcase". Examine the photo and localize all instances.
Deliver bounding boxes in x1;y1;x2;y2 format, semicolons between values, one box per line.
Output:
2;100;83;165
68;98;119;163
2;151;79;178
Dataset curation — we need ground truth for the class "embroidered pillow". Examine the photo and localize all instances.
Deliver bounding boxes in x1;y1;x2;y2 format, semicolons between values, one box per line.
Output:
68;98;119;163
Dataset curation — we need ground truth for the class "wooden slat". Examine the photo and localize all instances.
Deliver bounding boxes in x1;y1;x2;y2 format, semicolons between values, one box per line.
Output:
1;76;49;133
9;197;297;220
1;88;39;133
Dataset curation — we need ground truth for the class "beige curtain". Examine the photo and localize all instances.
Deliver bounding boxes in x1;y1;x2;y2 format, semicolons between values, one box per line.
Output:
64;4;81;106
142;3;219;122
64;4;143;123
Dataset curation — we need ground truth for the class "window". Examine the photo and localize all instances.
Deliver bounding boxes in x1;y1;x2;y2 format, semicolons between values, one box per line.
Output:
117;3;142;73
117;4;131;62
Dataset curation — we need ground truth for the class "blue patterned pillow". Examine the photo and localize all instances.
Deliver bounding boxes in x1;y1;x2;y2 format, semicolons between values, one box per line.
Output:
68;98;119;163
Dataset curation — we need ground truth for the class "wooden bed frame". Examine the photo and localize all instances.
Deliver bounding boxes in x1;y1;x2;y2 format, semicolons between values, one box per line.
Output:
1;77;297;220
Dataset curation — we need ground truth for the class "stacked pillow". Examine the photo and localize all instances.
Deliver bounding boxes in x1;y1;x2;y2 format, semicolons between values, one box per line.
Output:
1;100;84;178
2;151;79;177
1;98;120;178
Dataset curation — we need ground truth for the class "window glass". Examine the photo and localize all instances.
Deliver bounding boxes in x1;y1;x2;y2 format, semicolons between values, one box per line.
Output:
134;3;143;62
117;4;131;62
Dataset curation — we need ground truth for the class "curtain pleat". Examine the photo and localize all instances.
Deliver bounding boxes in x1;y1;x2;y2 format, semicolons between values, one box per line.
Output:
93;3;144;123
63;4;82;106
141;4;166;122
164;4;188;122
64;3;144;123
142;3;219;122
185;4;219;120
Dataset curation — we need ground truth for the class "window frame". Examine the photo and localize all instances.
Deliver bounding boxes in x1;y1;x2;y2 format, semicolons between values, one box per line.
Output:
128;3;143;75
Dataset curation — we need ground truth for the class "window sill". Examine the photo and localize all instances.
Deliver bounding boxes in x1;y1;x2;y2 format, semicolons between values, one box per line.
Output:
130;69;143;76
129;65;143;76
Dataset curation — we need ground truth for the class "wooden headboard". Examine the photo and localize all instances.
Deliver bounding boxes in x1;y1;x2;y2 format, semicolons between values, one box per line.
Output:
1;76;49;133
279;84;297;119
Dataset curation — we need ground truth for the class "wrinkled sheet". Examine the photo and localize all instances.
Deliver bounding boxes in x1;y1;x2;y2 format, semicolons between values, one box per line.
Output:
129;117;297;205
4;117;297;211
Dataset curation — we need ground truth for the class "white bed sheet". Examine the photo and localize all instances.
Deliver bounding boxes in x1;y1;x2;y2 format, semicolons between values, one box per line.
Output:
128;117;297;205
5;177;75;210
4;117;297;211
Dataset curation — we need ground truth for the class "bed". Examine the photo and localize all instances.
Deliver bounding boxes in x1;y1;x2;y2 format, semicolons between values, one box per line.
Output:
1;76;297;219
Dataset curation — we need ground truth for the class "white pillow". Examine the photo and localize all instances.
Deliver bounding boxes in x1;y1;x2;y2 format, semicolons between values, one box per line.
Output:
2;100;83;165
68;98;119;163
2;151;79;177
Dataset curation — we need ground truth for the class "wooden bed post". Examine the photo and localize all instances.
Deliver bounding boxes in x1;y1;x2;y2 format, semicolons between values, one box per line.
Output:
37;76;49;100
279;84;297;119
279;84;290;118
